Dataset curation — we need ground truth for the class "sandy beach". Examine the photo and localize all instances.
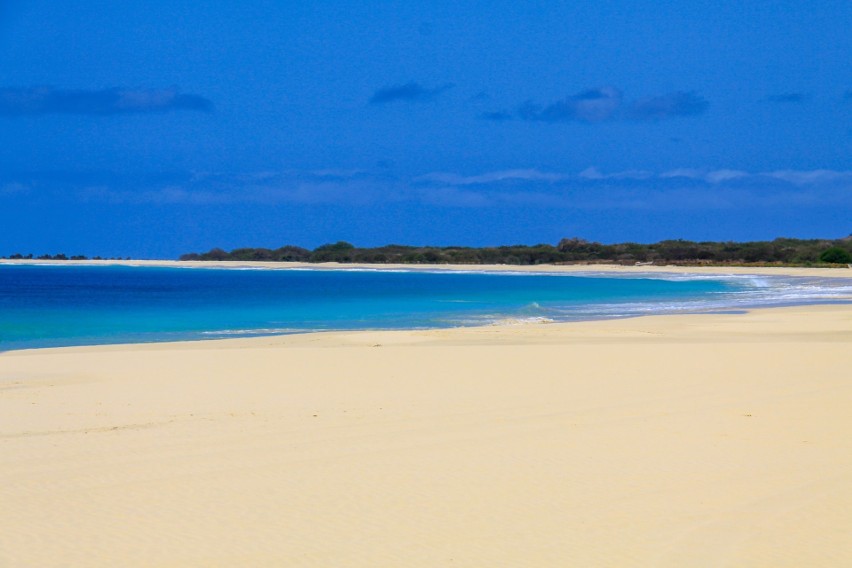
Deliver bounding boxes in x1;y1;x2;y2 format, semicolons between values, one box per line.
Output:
1;283;851;566
5;0;851;563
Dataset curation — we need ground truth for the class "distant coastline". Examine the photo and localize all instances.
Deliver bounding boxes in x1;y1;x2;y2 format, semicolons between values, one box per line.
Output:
178;237;852;267
5;236;851;267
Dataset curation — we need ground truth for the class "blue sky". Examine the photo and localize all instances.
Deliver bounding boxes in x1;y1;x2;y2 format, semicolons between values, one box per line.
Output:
1;0;850;257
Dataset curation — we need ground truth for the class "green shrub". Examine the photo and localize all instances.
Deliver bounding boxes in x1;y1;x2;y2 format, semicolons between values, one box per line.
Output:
819;247;852;264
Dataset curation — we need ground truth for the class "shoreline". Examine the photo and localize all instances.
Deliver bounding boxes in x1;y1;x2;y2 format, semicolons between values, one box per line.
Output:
2;303;851;565
3;301;852;356
3;257;852;278
3;301;850;356
1;262;851;353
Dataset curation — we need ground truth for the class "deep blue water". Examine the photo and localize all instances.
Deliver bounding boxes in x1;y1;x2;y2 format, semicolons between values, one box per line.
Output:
0;264;850;350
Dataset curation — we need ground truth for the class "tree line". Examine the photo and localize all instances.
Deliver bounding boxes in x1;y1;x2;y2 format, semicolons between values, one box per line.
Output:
178;236;852;266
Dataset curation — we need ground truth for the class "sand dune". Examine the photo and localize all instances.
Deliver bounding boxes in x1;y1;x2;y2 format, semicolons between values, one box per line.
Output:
1;305;851;566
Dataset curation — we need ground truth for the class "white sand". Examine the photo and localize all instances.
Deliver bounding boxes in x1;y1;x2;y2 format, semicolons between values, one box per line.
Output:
1;303;851;566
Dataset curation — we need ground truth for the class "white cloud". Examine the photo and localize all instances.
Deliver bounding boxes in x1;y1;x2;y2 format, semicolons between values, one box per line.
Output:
764;169;852;185
417;169;568;185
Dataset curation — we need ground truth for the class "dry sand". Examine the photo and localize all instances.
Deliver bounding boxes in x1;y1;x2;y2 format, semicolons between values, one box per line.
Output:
1;300;851;566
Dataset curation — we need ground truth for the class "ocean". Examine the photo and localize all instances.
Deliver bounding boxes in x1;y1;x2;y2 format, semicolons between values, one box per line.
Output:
1;264;850;350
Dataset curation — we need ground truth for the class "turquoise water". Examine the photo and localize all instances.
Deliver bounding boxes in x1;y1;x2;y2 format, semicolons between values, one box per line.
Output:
1;264;850;350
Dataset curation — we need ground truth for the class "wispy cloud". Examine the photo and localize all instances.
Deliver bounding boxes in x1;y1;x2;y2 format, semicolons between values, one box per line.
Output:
628;91;709;119
369;82;453;104
416;169;569;185
765;93;809;103
0;86;212;116
409;167;852;210
658;168;748;183
3;167;850;212
480;110;513;121
485;87;709;124
0;182;30;196
599;167;852;186
516;87;623;123
579;167;654;180
763;169;852;185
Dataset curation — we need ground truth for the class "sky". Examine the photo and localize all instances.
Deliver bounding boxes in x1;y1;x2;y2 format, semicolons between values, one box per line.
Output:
1;0;850;258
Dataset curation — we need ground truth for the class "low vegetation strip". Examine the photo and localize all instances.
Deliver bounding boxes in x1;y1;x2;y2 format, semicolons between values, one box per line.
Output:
177;236;852;266
5;236;851;267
